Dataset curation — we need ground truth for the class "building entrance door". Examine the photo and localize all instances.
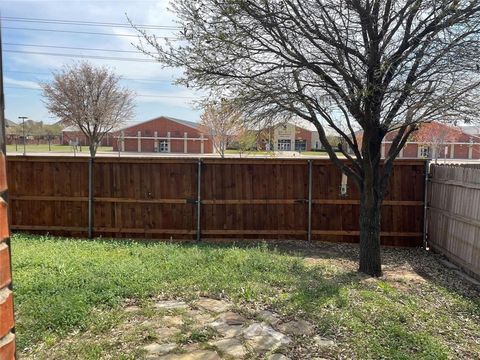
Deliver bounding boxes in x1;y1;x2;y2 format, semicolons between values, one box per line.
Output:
277;139;291;151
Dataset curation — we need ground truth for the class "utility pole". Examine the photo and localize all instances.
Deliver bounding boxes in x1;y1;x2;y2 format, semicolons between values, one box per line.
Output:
18;116;27;156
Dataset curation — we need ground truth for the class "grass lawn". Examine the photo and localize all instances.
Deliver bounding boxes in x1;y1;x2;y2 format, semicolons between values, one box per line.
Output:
6;144;113;153
12;233;480;359
224;149;344;157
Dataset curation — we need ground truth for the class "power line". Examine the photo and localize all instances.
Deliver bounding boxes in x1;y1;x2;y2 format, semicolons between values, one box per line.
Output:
2;26;180;39
4;49;157;62
5;42;143;54
4;85;200;99
5;70;176;83
0;16;181;30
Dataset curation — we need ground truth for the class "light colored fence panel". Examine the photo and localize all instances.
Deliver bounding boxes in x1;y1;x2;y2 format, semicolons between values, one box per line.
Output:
428;164;480;279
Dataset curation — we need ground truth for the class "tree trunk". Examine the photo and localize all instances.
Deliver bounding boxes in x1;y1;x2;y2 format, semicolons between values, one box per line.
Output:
358;192;382;276
358;130;384;277
89;142;97;157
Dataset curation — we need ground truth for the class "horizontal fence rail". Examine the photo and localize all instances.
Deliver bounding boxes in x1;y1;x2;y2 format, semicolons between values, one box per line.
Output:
428;164;480;279
7;156;426;246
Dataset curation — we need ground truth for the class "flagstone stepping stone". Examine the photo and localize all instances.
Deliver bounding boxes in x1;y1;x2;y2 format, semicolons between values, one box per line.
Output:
268;354;290;360
156;327;180;339
208;319;244;338
257;310;280;325
124;305;141;312
158;350;221;360
242;323;291;352
195;298;230;312
154;300;189;310
162;315;183;327
210;337;247;358
246;335;290;353
216;311;246;325
183;309;215;325
277;319;314;336
313;335;336;347
143;342;177;355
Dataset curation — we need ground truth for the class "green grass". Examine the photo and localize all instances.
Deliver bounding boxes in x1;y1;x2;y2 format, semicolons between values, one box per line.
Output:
224;149;344;157
6;144;113;153
11;233;480;359
224;149;274;155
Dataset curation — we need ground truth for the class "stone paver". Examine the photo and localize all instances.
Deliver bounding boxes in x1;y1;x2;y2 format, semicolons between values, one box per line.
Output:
162;315;183;327
143;343;177;355
210;337;247;358
209;319;243;338
257;310;280;325
217;311;246;325
154;300;189;310
268;354;290;360
156;327;179;339
135;298;312;359
243;323;291;353
313;335;336;347
278;319;315;336
195;298;230;313
158;350;221;360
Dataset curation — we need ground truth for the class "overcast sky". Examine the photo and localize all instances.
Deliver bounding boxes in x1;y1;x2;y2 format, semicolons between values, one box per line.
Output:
2;0;204;125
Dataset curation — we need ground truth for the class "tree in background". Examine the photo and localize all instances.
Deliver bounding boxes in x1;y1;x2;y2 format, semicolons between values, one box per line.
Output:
6;120;62;150
200;101;242;157
137;0;480;276
41;62;135;157
413;122;460;163
234;127;258;158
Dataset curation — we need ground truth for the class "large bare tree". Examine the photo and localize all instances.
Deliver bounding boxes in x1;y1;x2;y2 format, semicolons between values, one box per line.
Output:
200;101;242;157
42;62;135;157
136;0;480;276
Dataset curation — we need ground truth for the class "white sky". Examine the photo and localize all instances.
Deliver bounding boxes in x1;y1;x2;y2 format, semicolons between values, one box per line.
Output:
2;0;205;124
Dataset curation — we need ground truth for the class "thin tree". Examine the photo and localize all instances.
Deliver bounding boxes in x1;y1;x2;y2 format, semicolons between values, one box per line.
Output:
200;101;242;157
135;0;480;276
42;61;135;157
413;122;460;163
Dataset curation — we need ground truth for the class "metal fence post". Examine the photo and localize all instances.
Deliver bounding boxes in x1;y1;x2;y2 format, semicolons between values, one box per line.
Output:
422;159;430;249
196;159;202;242
307;159;313;241
88;157;94;239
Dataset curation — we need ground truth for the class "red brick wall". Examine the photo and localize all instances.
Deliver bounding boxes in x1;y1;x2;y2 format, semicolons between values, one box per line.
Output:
0;151;15;360
402;143;418;158
295;127;312;150
62;131;113;147
113;117;213;154
453;144;469;159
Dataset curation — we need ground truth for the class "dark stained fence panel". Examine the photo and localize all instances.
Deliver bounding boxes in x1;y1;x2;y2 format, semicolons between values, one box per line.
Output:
7;156;425;246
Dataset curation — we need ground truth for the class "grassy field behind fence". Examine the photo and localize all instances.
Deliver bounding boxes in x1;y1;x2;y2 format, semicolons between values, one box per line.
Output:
12;233;480;359
6;144;113;153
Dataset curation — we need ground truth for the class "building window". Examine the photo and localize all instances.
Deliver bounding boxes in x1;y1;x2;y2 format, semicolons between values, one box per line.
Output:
419;145;430;158
278;139;291;151
295;139;307;151
158;140;169;153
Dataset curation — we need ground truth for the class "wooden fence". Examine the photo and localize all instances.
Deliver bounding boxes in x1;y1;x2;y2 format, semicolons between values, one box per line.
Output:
6;156;426;247
428;164;480;279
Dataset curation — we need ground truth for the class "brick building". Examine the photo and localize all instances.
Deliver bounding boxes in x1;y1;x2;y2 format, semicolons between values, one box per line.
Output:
61;127;114;147
356;122;480;160
113;116;213;154
259;122;319;151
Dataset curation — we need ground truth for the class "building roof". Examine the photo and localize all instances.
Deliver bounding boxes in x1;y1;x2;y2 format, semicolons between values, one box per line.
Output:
5;119;16;127
460;125;480;136
62;116;201;133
